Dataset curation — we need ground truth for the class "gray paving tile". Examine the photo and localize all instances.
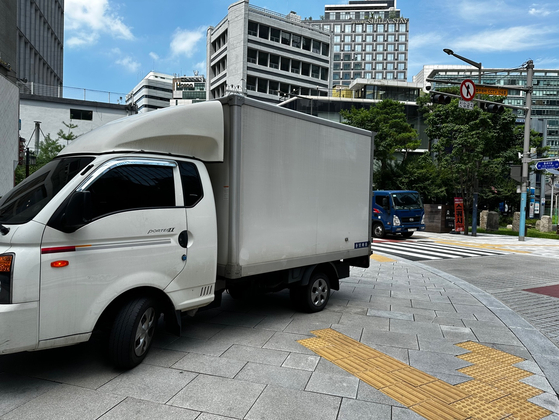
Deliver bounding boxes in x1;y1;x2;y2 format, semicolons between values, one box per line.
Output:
314;358;355;377
168;374;265;419
357;381;404;407
0;373;60;416
209;326;276;347
361;329;419;350
179;321;225;339
389;318;443;338
143;347;187;368
1;383;124;420
161;336;232;356
235;362;311;390
172;352;245;378
220;344;289;366
263;332;315;354
422;370;472;385
196;414;240;420
283;318;334;335
282;353;320;371
305;371;359;398
408;350;471;375
530;393;559;414
433;310;476;320
390;305;437;317
337;313;390;330
337;398;392;419
411;300;455;312
204;311;266;328
392;406;426;420
371;344;410;364
98;364;197;403
470;325;523;346
417;336;470;355
440;325;478;342
331;324;365;341
98;397;199;420
245;385;341;420
366;308;414;321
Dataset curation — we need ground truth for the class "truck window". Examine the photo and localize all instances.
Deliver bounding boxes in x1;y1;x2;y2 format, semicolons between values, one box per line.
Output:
87;165;175;219
0;157;94;224
178;162;203;207
374;195;389;211
391;192;423;210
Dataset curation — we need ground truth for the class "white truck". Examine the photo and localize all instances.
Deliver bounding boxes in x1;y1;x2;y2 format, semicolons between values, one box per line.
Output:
0;95;373;368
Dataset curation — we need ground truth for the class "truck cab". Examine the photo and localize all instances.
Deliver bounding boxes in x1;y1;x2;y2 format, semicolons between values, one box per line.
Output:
372;190;425;238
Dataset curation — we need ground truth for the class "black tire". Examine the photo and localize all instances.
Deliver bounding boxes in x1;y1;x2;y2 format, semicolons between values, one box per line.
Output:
109;297;159;369
401;232;414;238
292;271;331;313
372;223;386;238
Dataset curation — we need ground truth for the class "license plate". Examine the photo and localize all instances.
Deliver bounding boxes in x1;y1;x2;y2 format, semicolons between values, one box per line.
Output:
408;228;417;232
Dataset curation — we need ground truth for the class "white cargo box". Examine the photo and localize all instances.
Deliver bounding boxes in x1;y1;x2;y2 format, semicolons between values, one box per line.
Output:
208;96;373;278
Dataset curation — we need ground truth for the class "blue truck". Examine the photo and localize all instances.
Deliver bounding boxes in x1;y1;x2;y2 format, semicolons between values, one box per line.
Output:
372;190;425;238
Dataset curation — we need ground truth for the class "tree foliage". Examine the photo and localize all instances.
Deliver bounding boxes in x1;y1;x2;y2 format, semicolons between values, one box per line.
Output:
15;122;78;185
340;99;420;178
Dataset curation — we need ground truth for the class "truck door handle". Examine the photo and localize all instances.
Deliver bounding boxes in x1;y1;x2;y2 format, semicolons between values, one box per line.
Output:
178;230;189;248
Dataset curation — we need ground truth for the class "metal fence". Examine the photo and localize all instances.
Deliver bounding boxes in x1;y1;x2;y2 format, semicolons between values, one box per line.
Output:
19;82;128;105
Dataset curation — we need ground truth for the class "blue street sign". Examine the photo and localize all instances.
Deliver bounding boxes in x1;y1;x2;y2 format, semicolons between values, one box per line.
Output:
536;160;559;170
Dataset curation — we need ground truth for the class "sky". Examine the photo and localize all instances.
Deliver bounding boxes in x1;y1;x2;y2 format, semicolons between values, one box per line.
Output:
63;0;559;98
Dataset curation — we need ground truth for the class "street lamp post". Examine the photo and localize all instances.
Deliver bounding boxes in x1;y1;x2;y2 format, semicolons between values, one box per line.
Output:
443;49;482;236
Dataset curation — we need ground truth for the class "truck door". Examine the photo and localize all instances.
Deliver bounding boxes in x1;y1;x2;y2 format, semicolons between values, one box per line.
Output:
39;159;189;341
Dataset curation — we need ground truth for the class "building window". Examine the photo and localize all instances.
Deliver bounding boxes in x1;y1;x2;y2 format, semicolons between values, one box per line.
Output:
366;35;373;42
398;44;406;51
342;72;351;80
247;48;257;64
377;24;384;33
334;45;341;52
344;35;352;43
388;24;395;32
281;57;290;71
344;24;352;33
376;53;384;61
343;53;352;61
291;60;300;74
399;23;407;31
376;44;384;51
355;53;362;61
334;25;341;33
399;34;406;42
366;44;373;51
397;72;405;80
398;53;406;61
365;53;373;61
355;35;362;43
70;109;93;121
344;44;351;51
375;72;383;79
312;40;321;54
356;24;363;33
248;21;258;36
270;54;280;69
312;65;320;78
386;63;394;70
333;63;341;70
281;31;291;45
259;25;269;40
334;35;341;43
292;34;301;48
334;53;341;61
397;63;405;70
258;51;268;66
366;25;373;33
387;44;395;51
343;62;351;70
322;44;329;56
376;63;383;70
247;76;256;91
270;28;280;42
365;72;372;79
377;35;384;42
333;72;340;80
365;63;372;70
323;24;331;31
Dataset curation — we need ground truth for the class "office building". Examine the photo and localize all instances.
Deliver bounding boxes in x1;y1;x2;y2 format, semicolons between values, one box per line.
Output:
126;71;174;113
17;0;64;95
419;65;559;156
306;0;409;85
207;0;331;102
171;74;207;106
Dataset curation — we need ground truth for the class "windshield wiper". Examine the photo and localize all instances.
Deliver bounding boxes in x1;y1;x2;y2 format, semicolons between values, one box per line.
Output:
0;224;9;235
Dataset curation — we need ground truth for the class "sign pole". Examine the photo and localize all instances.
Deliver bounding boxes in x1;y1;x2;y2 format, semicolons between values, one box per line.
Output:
519;60;534;241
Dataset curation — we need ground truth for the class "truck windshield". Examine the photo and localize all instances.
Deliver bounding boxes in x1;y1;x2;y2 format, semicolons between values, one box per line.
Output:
0;157;94;225
391;192;423;210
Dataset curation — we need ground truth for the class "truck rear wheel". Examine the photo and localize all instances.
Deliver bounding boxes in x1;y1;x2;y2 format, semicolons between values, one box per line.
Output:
291;271;331;313
372;223;386;238
109;297;159;369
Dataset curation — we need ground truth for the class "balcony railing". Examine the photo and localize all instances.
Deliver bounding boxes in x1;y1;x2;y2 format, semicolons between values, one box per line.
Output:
18;81;128;105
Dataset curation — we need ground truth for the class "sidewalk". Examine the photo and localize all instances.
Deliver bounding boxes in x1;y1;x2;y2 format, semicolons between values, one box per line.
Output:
1;256;558;419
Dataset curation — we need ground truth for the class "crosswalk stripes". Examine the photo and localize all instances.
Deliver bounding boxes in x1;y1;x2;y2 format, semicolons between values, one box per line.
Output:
372;239;510;262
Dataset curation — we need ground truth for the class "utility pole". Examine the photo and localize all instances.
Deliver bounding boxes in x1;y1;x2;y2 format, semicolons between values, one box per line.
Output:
519;60;534;241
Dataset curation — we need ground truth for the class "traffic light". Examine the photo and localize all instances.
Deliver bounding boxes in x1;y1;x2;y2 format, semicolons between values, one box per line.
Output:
479;102;505;113
430;93;451;105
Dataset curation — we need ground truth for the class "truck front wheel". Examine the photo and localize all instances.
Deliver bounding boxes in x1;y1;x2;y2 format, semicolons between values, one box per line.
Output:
291;271;331;313
109;297;159;369
372;223;386;238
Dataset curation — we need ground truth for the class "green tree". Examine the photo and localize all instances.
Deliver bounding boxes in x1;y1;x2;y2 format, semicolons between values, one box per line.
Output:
15;122;78;185
341;99;420;179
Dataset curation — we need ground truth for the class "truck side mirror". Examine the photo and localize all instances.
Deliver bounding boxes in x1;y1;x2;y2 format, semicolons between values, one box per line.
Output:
61;191;92;233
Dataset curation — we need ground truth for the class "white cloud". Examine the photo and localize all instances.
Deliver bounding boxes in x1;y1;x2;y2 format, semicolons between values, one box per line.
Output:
149;52;160;61
452;25;559;52
65;0;134;48
409;32;444;49
116;56;140;72
170;27;206;58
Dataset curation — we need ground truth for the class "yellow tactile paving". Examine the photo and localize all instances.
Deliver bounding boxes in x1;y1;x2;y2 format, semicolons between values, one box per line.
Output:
370;253;397;262
298;329;552;420
433;240;533;254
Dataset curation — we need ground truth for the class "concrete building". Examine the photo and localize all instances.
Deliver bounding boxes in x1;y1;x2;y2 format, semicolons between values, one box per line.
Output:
207;0;331;103
17;0;64;95
0;74;20;197
170;74;207;107
419;65;559;157
19;95;132;150
306;0;409;85
126;71;174;113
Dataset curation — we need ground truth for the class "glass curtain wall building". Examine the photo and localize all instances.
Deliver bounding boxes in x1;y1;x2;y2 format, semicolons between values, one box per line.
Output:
306;0;409;85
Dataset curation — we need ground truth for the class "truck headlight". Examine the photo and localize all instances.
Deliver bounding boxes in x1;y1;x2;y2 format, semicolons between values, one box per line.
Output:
421;215;425;224
0;254;14;304
393;215;401;226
